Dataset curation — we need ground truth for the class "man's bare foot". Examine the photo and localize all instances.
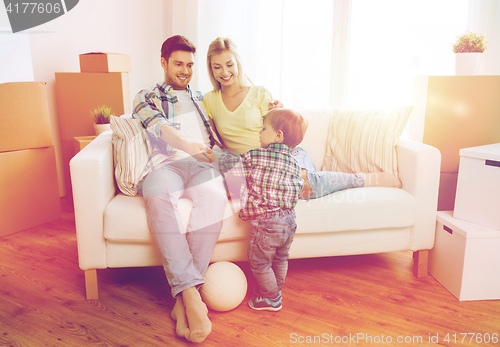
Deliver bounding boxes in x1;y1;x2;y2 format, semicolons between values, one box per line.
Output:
299;169;314;199
182;287;212;343
171;297;190;340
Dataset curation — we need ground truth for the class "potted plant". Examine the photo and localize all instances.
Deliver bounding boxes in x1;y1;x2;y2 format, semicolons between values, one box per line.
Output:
90;105;113;135
452;31;488;75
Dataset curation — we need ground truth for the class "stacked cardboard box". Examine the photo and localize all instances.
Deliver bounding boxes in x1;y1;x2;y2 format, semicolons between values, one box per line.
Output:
79;52;132;73
55;53;132;197
429;144;500;301
454;144;500;230
0;82;61;237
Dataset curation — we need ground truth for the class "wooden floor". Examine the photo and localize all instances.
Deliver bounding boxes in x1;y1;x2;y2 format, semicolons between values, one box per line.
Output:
1;198;499;347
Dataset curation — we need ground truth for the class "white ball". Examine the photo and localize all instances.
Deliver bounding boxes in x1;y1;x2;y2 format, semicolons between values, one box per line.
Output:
201;261;248;312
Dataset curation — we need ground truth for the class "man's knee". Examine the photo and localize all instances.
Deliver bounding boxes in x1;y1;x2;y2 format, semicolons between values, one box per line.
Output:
205;184;228;206
196;178;227;202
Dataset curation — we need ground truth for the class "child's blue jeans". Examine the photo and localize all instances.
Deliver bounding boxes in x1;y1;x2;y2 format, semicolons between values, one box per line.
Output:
247;209;297;299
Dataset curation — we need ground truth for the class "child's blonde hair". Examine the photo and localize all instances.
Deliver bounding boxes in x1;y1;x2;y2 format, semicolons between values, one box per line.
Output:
263;109;307;149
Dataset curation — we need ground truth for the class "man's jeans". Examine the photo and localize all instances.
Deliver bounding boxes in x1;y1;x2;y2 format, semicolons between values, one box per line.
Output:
292;147;365;199
248;209;297;299
140;159;227;298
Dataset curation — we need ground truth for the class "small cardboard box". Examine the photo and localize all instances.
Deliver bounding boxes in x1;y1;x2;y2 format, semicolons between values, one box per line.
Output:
79;52;131;73
429;211;500;301
0;82;53;152
0;146;61;237
454;143;500;230
74;136;97;153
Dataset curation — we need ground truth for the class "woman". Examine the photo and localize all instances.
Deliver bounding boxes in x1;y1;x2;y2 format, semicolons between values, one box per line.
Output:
203;37;365;199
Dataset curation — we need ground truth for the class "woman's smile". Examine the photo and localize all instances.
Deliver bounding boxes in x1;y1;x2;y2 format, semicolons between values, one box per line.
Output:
211;50;238;87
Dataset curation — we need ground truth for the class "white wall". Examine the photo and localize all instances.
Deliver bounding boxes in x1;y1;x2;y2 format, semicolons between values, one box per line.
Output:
468;0;500;75
1;0;166;195
164;0;203;89
0;26;34;82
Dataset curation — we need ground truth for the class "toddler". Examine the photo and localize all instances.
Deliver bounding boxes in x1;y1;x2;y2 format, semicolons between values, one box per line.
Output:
211;108;306;311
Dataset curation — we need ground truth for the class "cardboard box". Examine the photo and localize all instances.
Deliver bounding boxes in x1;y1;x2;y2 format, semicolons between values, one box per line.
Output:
0;146;61;237
55;72;131;140
429;211;500;301
454;143;500;230
79;52;131;73
62;137;97;200
437;172;458;211
61;139;76;201
411;76;500;173
0;82;52;152
74;136;97;153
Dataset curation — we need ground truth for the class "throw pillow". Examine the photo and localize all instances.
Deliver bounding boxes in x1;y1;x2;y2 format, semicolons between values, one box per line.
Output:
110;115;152;196
321;105;413;187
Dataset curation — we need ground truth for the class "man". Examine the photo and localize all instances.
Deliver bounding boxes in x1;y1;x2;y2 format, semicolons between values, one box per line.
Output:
133;35;226;343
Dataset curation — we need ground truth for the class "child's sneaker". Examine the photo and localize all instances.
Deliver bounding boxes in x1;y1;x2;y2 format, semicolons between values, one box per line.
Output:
248;291;282;311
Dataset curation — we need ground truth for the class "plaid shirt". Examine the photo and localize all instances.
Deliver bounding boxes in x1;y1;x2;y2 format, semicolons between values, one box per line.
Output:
218;143;303;220
133;82;222;179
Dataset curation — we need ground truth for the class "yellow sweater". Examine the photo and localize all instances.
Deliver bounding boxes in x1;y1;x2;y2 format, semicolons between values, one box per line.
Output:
203;86;272;154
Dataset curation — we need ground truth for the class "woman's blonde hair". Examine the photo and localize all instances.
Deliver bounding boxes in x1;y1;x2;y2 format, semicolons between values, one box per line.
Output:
206;37;252;91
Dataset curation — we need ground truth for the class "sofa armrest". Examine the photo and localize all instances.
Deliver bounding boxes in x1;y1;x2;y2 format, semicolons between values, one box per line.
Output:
70;131;116;270
397;138;441;251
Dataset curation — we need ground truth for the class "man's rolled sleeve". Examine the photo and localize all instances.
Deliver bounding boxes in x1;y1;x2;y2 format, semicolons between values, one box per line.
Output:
133;90;172;139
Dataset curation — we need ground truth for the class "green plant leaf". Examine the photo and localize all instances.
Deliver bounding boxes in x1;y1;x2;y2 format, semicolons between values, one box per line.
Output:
90;105;113;124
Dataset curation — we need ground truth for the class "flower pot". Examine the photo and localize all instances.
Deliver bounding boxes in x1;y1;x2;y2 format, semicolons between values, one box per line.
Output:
455;53;482;75
94;123;112;135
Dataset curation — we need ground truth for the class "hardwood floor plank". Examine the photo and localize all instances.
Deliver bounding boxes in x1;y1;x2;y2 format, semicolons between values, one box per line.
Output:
0;198;499;346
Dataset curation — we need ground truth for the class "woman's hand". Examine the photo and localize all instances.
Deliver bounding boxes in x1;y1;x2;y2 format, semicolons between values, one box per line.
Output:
210;147;225;165
269;99;283;110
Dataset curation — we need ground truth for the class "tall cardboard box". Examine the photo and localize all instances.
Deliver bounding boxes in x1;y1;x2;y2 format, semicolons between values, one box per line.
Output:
55;71;131;198
55;72;131;140
61;139;77;201
410;76;500;210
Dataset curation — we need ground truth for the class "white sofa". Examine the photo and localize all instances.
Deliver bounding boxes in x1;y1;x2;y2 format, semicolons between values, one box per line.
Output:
70;109;441;300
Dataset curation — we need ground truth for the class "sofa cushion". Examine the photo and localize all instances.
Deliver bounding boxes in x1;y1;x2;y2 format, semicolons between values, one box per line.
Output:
297;110;333;169
110;115;152;196
104;187;415;243
104;194;251;243
321;106;413;187
295;187;416;233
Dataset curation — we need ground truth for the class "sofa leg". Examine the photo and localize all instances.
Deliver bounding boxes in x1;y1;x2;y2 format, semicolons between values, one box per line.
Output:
85;269;99;300
412;250;429;278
